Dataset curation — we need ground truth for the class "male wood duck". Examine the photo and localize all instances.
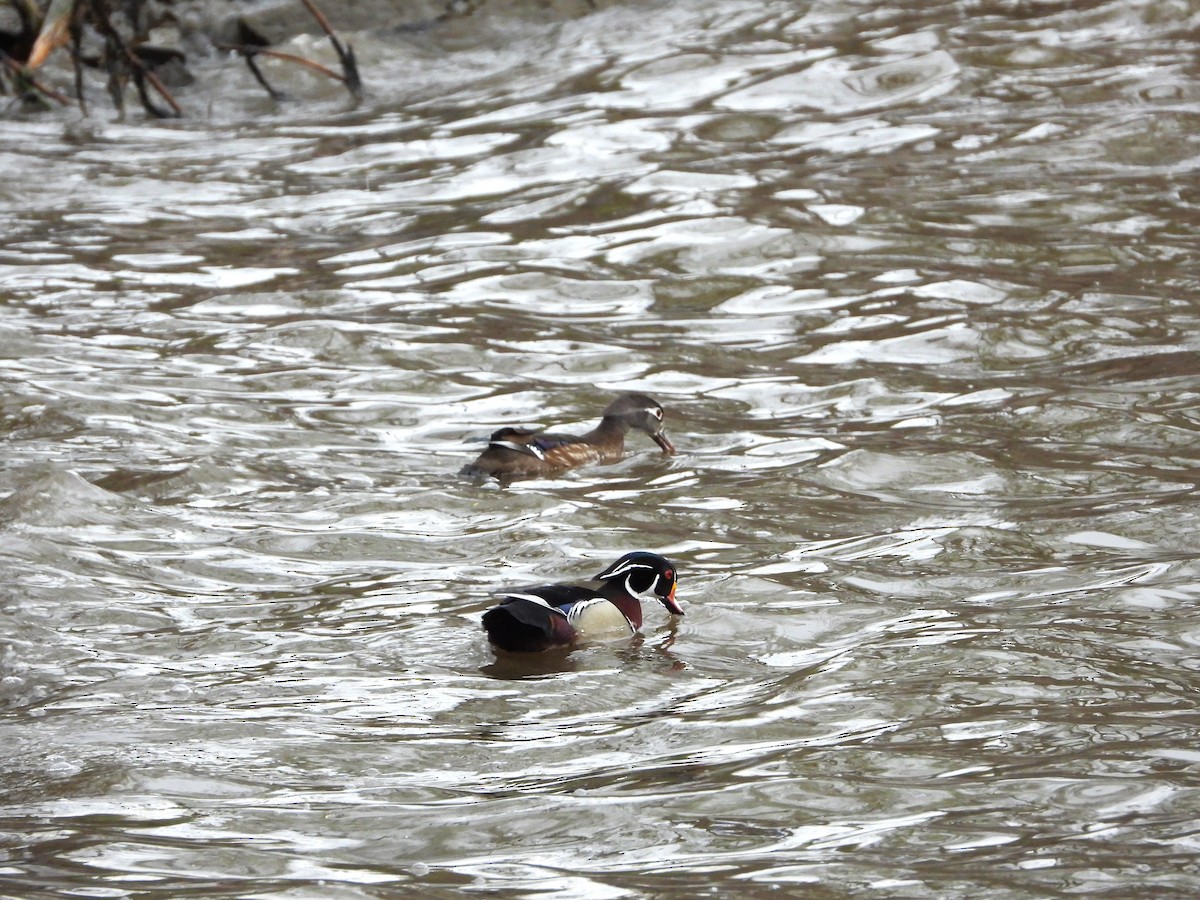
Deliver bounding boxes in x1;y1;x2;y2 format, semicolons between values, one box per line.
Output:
461;393;675;480
482;551;683;652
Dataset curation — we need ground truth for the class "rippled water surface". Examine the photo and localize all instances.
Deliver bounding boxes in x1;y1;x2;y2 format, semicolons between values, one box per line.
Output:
4;0;1200;896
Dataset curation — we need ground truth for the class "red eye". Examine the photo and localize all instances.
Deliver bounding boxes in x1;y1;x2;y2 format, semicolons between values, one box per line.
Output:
664;569;674;580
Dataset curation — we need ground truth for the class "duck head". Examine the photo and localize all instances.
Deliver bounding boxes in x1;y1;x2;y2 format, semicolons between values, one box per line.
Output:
595;551;683;616
603;393;675;455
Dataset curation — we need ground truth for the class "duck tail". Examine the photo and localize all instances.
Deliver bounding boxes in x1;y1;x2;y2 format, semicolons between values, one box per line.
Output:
482;599;574;652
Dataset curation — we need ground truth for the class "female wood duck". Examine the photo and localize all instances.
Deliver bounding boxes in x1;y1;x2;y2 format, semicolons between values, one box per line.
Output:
483;551;682;652
461;393;675;480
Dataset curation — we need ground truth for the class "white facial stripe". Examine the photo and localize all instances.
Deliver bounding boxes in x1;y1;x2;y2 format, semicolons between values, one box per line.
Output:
602;561;654;579
626;572;660;598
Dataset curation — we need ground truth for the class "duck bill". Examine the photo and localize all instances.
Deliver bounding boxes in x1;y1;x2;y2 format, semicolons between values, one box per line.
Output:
652;430;676;456
661;584;684;616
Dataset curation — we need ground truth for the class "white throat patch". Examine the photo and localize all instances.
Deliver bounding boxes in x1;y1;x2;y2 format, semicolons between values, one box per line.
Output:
626;572;659;599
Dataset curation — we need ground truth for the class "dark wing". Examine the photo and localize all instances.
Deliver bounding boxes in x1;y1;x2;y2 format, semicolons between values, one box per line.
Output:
497;583;598;612
485;428;547;460
483;593;581;652
463;429;589;479
527;432;581;455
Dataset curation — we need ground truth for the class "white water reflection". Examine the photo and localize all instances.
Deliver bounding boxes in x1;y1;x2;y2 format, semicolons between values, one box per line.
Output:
717;50;960;113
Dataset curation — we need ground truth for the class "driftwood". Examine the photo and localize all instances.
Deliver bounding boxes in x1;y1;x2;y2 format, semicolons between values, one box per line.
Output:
1;0;365;116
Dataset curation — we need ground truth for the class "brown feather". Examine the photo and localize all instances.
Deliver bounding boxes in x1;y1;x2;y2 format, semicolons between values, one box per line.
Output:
462;393;673;480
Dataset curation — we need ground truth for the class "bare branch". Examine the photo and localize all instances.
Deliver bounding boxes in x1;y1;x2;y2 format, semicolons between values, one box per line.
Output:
0;51;72;105
297;0;361;99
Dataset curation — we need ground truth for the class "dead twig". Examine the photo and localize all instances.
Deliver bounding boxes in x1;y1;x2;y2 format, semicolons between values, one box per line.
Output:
7;0;368;117
85;0;181;118
242;50;286;101
69;0;87;115
297;0;361;99
131;64;180;117
221;44;346;82
220;42;358;102
24;0;72;69
0;50;72;106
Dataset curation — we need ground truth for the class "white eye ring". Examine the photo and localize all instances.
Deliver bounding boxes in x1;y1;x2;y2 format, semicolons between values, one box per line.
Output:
649;407;663;420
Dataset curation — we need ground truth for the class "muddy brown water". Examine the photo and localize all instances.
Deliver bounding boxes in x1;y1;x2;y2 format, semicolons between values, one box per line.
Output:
3;1;1200;897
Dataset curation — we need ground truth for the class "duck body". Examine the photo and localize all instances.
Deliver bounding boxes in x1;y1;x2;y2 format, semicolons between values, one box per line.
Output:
462;394;675;480
483;551;682;652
